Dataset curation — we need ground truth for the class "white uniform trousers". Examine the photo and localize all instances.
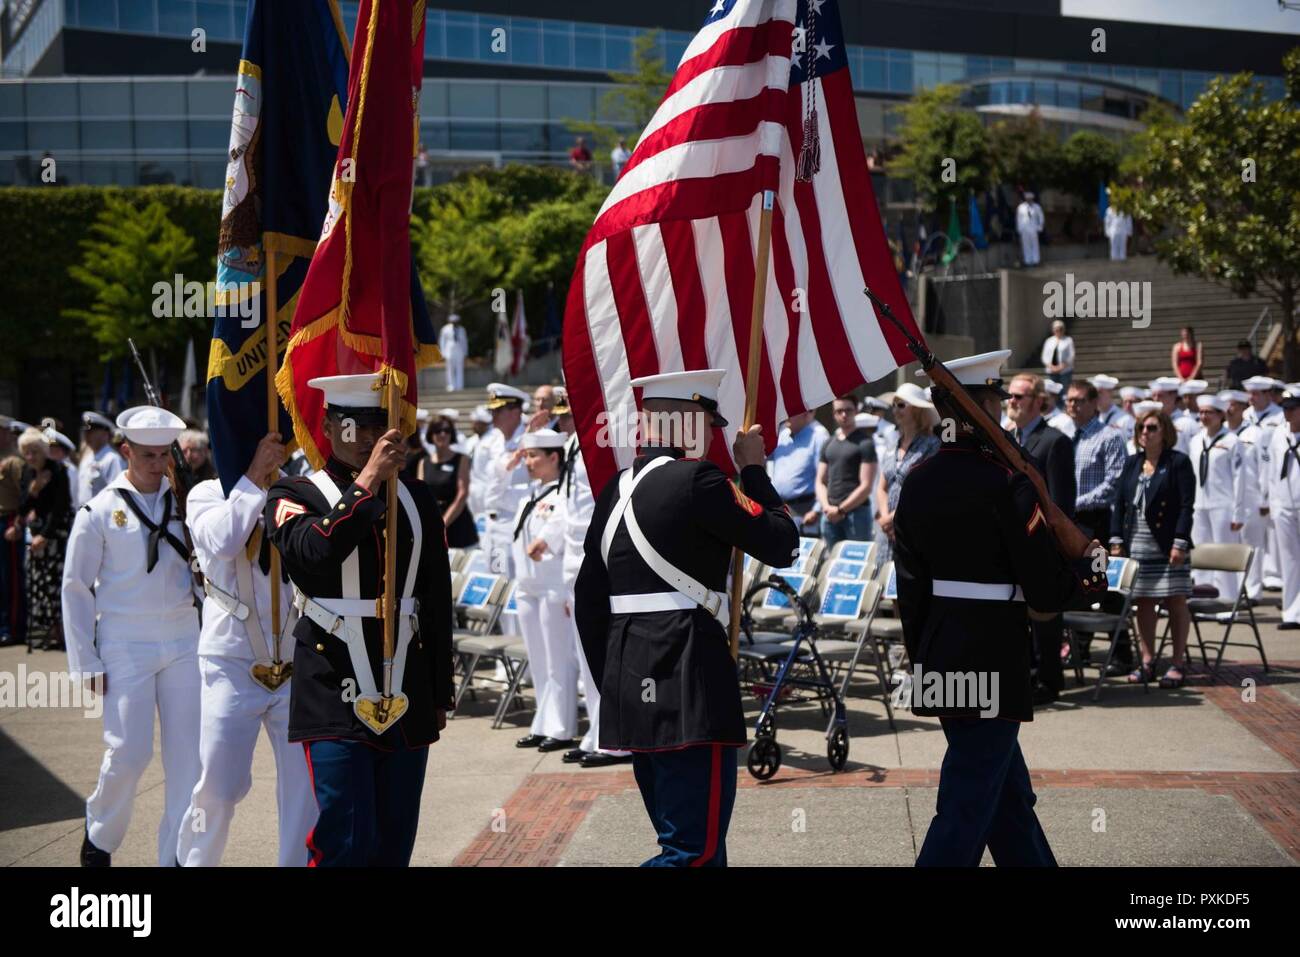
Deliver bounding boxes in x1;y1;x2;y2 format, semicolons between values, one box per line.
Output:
86;632;201;867
1274;508;1300;625
516;587;577;740
1192;508;1241;601
1264;519;1284;589
483;517;516;579
1108;232;1127;261
1241;514;1267;599
1018;228;1040;266
177;656;317;867
445;355;464;392
567;586;629;756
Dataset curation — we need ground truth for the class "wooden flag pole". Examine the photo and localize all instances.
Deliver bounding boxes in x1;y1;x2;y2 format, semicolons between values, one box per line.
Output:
728;189;776;661
379;370;401;717
264;247;284;667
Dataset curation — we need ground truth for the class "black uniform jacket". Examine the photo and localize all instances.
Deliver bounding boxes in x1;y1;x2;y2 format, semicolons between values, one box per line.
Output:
574;448;800;751
1018;417;1076;517
265;457;454;748
1110;449;1196;556
893;436;1104;722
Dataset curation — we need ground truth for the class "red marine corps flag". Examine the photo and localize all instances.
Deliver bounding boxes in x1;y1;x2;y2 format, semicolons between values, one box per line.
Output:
278;0;437;467
563;0;925;493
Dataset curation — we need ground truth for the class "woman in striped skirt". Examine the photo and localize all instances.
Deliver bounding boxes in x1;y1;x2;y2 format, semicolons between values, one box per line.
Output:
1110;410;1197;688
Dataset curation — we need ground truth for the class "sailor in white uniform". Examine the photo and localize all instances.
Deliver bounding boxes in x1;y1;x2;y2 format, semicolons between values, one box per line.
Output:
64;406;201;867
176;431;317;867
1043;379;1075;438
478;383;532;578
1015;191;1044;266
1188;395;1253;601
1223;390;1267;600
1243;376;1286;589
1148;377;1194;454
438;313;468;392
1264;391;1300;629
510;429;579;751
76;411;126;507
1091;375;1132;436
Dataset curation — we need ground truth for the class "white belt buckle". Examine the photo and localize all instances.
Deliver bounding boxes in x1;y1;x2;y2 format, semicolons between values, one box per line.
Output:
701;591;721;617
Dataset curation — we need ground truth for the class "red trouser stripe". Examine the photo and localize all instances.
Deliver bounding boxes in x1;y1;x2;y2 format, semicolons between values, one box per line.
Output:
302;743;323;867
691;743;723;867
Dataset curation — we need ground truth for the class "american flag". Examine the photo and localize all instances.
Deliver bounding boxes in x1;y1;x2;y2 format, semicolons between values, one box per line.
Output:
563;0;924;493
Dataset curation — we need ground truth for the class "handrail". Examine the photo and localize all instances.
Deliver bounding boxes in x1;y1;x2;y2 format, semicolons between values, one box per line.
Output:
1249;305;1272;354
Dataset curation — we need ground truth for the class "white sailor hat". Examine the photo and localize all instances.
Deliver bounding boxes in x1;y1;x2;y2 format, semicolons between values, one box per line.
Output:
1177;379;1208;397
1218;390;1249;405
471;405;492;424
82;410;115;431
1148;376;1182;394
920;349;1012;396
42;427;75;452
1118;386;1145;401
892;382;934;409
521;428;567;450
1270;378;1288;391
1287;382;1300;395
854;412;880;430
1043;379;1063;396
307;373;387;421
629;368;729;427
437;407;460;420
7;418;32;434
1133;400;1163;418
448;313;461;323
415;407;430;422
115;406;185;446
1089;374;1119;391
1281;389;1300;409
486;382;530;411
1196;394;1226;413
1242;375;1275;393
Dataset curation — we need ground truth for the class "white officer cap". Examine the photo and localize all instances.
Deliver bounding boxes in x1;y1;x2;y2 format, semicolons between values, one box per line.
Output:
1242;375;1275;393
1196;394;1226;413
1148;376;1182;394
307;373;386;421
551;388;571;416
448;313;461;323
1089;374;1119;391
1043;378;1063;396
630;368;729;427
1133;400;1163;418
854;412;880;430
485;382;529;411
1218;390;1249;405
1118;386;1145;400
471;405;492;424
81;411;115;431
920;349;1012;395
1177;379;1208;397
891;382;934;409
521;428;566;450
42;427;75;452
861;395;890;412
115;406;185;446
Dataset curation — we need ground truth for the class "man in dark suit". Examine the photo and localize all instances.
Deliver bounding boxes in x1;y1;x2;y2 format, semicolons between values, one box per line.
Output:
1006;374;1076;704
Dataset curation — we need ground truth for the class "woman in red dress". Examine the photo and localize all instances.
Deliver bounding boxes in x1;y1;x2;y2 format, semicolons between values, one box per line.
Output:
1171;325;1202;380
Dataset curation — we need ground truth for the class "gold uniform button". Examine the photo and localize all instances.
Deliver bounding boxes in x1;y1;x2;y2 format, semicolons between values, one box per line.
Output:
337;503;345;510
315;643;325;652
322;518;330;526
354;490;362;497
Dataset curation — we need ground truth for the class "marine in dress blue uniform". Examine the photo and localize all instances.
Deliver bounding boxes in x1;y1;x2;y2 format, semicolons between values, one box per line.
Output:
265;374;453;867
575;369;800;866
894;351;1104;866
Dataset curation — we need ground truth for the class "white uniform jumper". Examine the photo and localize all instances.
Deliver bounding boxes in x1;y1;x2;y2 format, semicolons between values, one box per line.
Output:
511;478;577;741
439;321;468;392
1248;405;1285;588
479;422;530;578
1188;428;1253;601
1234;421;1267;599
177;477;317;867
63;472;201;866
1265;425;1300;626
77;443;125;509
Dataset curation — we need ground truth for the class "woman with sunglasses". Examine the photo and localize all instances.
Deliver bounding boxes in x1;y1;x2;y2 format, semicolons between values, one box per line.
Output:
873;383;939;561
1109;409;1196;688
416;415;478;548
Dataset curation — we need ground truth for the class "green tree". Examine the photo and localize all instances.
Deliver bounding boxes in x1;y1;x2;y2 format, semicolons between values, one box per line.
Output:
989;108;1060;193
1055;130;1122;207
1114;50;1300;376
890;84;993;217
411;175;510;318
62;195;201;378
568;30;672;153
502;194;607;290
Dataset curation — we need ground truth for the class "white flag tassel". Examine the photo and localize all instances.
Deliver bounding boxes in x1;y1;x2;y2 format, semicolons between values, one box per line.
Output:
795;4;822;183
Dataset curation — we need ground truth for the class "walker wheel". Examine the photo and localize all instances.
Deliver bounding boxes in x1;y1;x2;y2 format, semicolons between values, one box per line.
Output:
756;713;775;739
827;726;849;771
747;736;781;780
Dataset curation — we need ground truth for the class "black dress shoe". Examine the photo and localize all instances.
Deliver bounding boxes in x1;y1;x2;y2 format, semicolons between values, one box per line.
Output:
515;734;546;748
1031;684;1059;706
579;752;634;768
537;737;576;753
80;828;110;868
1279;622;1300;631
561;748;588;764
1105;660;1135;677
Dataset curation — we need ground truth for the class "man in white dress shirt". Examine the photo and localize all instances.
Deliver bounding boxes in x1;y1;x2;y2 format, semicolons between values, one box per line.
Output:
477;383;533;577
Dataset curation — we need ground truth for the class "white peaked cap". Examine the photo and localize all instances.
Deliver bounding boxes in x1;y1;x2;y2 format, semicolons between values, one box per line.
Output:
1218;390;1249;405
486;382;530;409
1242;375;1275;393
854;412;880;430
861;395;890;412
115;406;185;446
307;373;384;409
920;349;1012;389
1177;379;1208;396
1196;394;1226;412
1089;374;1119;390
43;427;75;452
521;428;566;450
1043;379;1063;396
893;382;934;409
1119;386;1145;400
448;313;461;322
82;411;115;430
1148;377;1182;394
1133;400;1163;418
629;368;729;426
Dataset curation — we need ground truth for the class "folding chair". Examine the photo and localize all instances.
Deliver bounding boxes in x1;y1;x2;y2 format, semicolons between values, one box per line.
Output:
826;540;875;568
451;574;513;711
746;571;816;634
814;579;894;731
460;548;491;576
1062;557;1141;700
1158;544;1266;673
447;548;467;572
492;586;536;728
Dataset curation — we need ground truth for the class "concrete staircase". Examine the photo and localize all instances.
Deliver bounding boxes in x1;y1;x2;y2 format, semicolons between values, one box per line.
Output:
1008;257;1270;390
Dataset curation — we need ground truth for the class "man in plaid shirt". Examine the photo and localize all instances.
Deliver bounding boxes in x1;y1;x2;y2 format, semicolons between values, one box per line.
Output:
1066;381;1128;543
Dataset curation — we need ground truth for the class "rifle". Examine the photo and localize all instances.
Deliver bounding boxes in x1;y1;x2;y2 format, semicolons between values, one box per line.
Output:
863;287;1099;562
126;338;198;517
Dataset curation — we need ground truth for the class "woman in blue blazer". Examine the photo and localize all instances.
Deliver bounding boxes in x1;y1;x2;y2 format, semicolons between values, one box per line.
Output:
1109;410;1196;687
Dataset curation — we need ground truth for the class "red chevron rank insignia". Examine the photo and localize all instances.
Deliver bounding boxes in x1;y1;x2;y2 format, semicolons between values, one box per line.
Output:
275;499;307;528
730;481;762;517
1025;503;1046;535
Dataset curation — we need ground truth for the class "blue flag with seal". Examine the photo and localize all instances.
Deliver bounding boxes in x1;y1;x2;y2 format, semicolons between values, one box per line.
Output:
206;0;352;494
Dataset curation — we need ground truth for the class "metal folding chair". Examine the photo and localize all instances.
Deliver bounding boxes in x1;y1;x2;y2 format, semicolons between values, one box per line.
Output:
451;574;513;711
1157;544;1266;673
1062;557;1141;700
